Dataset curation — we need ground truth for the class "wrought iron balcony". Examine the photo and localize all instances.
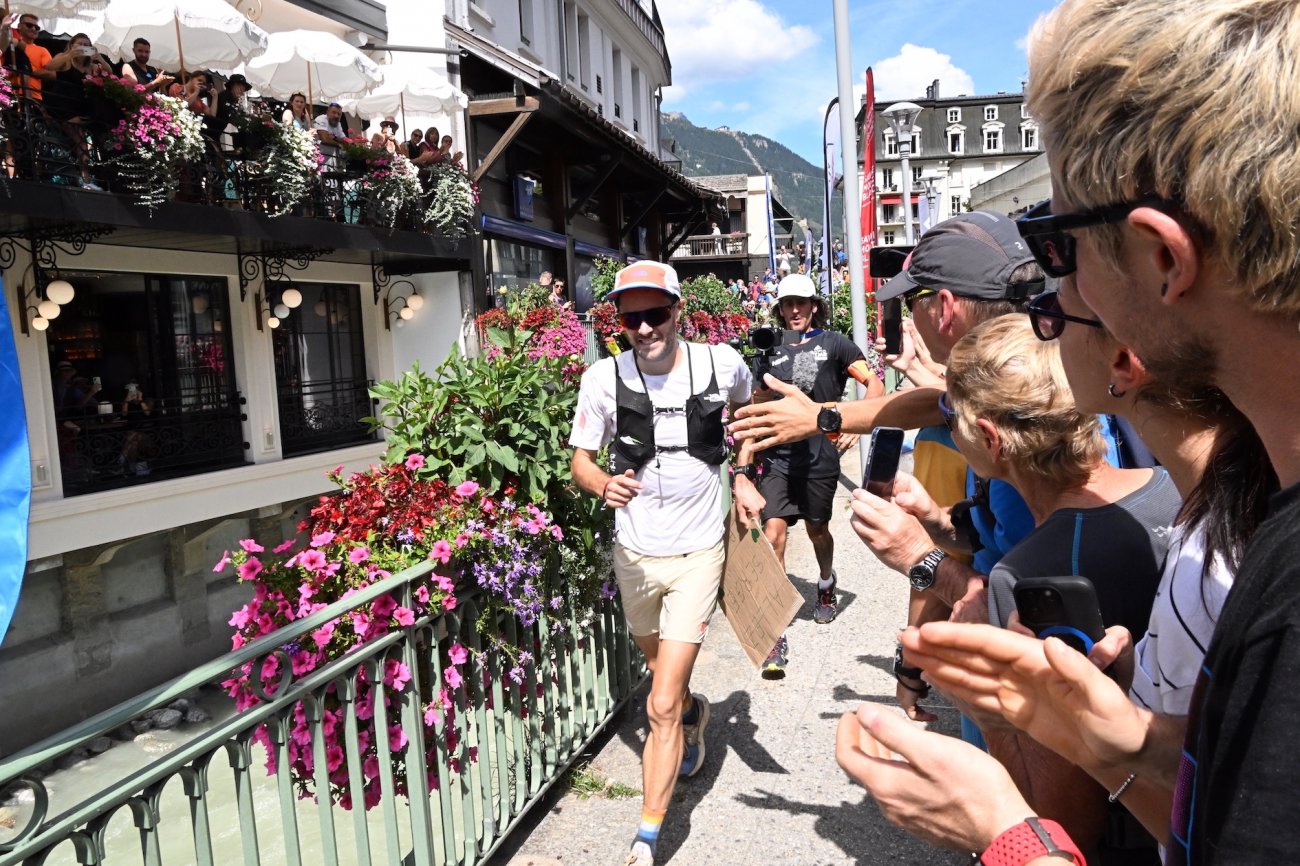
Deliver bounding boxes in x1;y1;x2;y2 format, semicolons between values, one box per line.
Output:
278;377;378;458
670;232;750;259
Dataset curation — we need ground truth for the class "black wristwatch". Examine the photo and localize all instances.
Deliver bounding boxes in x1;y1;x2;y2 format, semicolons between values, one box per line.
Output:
908;547;948;591
733;463;758;481
893;643;929;695
816;402;841;435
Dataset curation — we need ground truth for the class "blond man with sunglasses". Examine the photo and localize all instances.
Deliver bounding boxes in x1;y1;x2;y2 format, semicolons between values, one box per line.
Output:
569;261;763;865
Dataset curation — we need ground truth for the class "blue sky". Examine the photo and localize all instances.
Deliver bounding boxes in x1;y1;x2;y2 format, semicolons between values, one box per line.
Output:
658;0;1060;164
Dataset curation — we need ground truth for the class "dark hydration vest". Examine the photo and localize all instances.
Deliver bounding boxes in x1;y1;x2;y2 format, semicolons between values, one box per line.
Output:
609;344;728;475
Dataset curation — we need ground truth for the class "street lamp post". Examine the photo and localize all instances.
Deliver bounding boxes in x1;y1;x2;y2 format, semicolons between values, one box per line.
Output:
883;101;922;244
921;171;943;231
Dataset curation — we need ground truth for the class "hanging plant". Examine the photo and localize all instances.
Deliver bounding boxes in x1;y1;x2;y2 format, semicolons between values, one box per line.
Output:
100;91;205;213
361;153;423;229
423;163;478;239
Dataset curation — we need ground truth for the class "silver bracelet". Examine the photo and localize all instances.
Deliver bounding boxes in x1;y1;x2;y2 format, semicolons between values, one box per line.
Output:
1107;772;1137;803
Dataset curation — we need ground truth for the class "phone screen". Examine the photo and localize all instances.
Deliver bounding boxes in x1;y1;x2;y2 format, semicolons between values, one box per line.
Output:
881;299;903;355
863;427;905;498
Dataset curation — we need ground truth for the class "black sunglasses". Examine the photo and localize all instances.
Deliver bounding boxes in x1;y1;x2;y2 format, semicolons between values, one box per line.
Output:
1026;290;1103;341
937;392;956;429
617;304;674;330
20;21;39;29
1015;197;1176;277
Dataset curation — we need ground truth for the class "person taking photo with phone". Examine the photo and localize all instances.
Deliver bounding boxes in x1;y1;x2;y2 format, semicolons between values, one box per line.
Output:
568;261;764;866
751;272;882;677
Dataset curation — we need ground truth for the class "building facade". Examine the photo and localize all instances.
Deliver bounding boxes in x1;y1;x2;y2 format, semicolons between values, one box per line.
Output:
865;80;1039;244
445;0;718;311
0;0;473;751
667;174;795;282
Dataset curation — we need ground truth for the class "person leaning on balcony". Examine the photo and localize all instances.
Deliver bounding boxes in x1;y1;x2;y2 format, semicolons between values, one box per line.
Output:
398;126;424;158
410;126;441;166
4;12;53;102
312;102;348;146
436;134;463;167
120;37;172;93
44;33;111;190
569;260;764;866
281;92;310;131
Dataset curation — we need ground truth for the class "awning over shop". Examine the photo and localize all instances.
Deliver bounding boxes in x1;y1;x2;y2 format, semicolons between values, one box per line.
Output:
285;0;387;41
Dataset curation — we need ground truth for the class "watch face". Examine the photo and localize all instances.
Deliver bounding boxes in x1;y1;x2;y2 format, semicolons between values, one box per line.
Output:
908;564;935;591
817;406;841;433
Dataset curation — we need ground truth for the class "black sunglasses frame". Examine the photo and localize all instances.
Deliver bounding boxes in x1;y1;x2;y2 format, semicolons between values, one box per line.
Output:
1026;290;1104;342
617;304;675;330
1015;197;1176;277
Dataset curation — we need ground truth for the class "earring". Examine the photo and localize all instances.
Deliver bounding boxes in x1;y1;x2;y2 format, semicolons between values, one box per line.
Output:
1108;383;1127;398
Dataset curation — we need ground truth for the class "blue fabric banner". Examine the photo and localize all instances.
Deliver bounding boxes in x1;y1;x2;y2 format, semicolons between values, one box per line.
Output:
0;274;31;644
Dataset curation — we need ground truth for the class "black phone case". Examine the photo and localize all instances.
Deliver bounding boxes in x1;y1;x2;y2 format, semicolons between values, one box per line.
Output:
880;299;903;354
1013;576;1107;654
862;427;904;498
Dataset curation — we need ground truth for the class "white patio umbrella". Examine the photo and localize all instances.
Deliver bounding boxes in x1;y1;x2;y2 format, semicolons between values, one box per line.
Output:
94;0;269;72
343;64;468;132
245;29;382;106
11;0;108;19
36;9;104;41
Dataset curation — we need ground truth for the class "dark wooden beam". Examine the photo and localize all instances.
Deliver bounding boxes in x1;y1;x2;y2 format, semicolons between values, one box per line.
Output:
620;187;667;241
566;155;623;222
471;111;535;183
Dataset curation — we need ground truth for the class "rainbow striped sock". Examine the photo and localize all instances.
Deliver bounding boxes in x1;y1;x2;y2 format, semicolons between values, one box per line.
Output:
634;807;665;854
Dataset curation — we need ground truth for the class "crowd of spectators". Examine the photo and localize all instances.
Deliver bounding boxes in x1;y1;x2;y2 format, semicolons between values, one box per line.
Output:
0;14;463;193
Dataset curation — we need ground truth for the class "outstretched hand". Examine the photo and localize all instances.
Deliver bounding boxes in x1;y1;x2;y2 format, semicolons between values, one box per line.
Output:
900;622;1150;774
836;703;1032;852
728;374;819;450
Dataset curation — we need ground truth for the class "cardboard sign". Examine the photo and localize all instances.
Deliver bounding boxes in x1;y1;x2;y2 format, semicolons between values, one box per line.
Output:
720;512;804;669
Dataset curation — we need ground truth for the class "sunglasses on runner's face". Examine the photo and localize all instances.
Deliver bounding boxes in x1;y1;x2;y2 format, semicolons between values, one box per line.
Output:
1015;197;1177;277
617;304;674;330
1026;290;1104;341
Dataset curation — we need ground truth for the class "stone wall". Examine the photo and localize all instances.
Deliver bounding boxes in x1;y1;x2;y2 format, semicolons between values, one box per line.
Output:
0;496;316;755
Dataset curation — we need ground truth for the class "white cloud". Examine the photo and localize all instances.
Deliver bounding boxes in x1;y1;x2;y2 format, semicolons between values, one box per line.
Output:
871;43;975;101
660;0;818;101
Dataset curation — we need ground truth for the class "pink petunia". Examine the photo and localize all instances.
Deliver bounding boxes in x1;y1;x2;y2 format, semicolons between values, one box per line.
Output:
348;546;370;564
449;643;468;665
310;531;335;548
298;549;327;572
455;480;479;498
443;594;458;611
237;558;263;581
213;552;231;573
239;538;265;553
404;453;425;471
414;585;430;604
393;606;415;627
444;666;463;689
274;539;296;554
454;533;469;548
372;594;397;619
429;539;452;564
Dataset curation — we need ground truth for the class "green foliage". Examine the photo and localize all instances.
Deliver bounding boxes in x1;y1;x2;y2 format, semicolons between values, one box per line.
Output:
680;274;743;318
500;282;554;318
829;277;879;338
588;257;623;305
365;338;607;584
567;763;642;800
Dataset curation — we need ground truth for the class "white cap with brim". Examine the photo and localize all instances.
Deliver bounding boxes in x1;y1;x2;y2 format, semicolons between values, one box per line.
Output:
607;260;682;301
775;273;817;301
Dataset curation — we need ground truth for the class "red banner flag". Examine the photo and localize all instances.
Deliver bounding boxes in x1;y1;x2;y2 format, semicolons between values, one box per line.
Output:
859;67;877;302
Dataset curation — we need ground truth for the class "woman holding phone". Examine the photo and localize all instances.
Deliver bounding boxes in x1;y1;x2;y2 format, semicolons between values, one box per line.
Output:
43;33;111;189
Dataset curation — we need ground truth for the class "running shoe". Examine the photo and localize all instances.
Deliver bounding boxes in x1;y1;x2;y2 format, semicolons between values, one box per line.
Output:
761;634;789;679
679;693;710;777
625;840;655;865
813;570;838;624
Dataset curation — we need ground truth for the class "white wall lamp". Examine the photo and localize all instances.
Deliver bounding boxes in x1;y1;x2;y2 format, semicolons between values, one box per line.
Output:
383;280;424;330
255;284;303;330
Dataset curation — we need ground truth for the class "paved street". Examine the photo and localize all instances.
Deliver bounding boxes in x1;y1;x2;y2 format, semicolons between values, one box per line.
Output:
492;449;970;866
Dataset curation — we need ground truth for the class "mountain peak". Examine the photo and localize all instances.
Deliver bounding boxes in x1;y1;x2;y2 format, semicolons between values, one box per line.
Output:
660;112;832;234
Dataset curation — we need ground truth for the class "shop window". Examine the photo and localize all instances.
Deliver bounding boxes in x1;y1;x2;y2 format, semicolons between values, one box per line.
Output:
271;282;375;457
47;271;245;496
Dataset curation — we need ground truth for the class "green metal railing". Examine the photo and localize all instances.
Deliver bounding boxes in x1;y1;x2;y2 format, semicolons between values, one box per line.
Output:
0;561;645;866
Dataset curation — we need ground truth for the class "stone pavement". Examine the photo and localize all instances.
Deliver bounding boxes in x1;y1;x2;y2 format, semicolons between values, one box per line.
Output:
491;448;971;866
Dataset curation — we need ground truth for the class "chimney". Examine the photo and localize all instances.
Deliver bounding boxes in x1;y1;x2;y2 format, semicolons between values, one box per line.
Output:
931;78;940;100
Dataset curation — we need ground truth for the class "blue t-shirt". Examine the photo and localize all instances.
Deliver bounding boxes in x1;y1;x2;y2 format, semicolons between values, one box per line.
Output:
968;415;1139;573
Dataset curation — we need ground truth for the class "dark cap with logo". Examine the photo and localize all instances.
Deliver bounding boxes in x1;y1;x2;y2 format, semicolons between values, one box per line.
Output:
877;211;1043;302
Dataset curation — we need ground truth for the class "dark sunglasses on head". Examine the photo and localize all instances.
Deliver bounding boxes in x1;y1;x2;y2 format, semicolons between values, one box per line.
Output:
1015;197;1178;277
1025;290;1104;341
617;304;674;330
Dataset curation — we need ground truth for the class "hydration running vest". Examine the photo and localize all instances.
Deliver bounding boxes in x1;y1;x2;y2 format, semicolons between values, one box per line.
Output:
609;343;729;475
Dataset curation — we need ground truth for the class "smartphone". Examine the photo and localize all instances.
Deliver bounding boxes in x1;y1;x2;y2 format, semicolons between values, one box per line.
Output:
868;245;914;279
1013;576;1107;654
880;299;903;355
78;45;95;57
862;427;905;498
92;376;101;386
